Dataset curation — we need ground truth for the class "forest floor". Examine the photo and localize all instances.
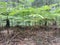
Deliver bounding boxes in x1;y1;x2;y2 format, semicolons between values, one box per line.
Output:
0;26;60;45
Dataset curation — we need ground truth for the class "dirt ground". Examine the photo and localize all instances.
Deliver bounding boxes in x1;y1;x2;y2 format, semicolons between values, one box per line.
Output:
0;26;60;45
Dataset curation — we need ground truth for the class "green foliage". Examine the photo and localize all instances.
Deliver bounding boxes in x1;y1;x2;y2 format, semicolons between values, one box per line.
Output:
0;1;60;26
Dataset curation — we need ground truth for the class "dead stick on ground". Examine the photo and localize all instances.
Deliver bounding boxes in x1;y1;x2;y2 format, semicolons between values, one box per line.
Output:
4;31;21;45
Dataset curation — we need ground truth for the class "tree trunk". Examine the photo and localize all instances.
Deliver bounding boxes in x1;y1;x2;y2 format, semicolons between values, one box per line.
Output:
6;19;10;28
5;19;10;35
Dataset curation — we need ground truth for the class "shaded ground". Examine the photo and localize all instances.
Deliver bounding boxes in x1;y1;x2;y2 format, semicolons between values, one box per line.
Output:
0;26;60;45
